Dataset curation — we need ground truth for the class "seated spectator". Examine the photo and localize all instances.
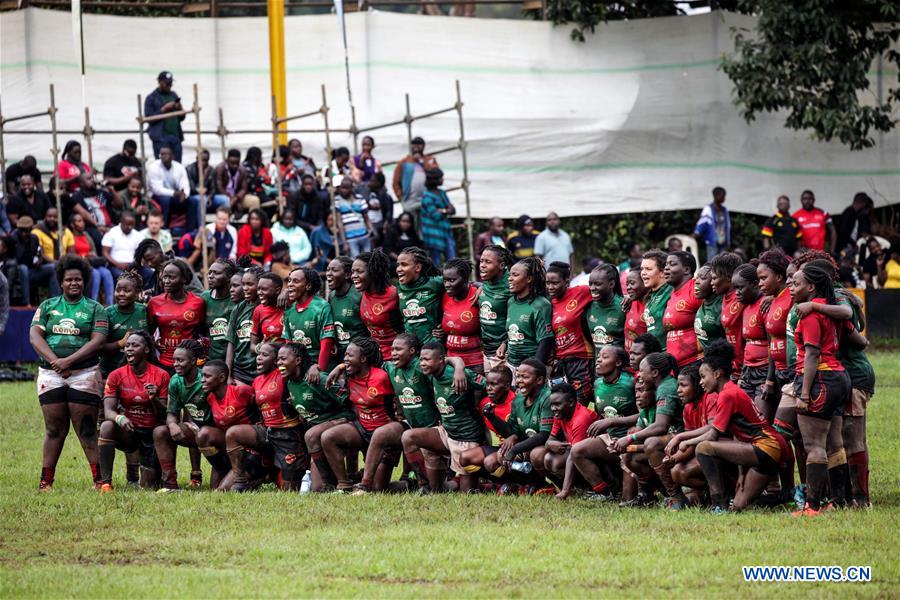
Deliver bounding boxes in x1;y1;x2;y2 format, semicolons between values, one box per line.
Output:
32;207;74;264
475;217;506;266
356;171;393;246
836;192;874;255
383;211;422;270
202;206;238;261
860;236;884;288
507;214;538;259
4;155;43;195
271;208;313;265
12;215;59;303
334;176;373;258
420;168;456;264
323;147;352;188
147;146;198;235
392;136;439;221
102;139;142;194
142;210;173;253
666;237;683;252
69;172;119;249
288;174;327;232
215;149;260;215
6;174;50;226
877;242;900;289
101;210;143;279
0;202;9;235
351;135;382;184
243;146;276;206
310;212;337;271
56;140;92;194
0;236;26;305
287;138;318;181
69;213;114;303
276;144;301;199
237;208;273;266
186;149;216;209
118;176;159;229
761;195;801;256
270;241;293;280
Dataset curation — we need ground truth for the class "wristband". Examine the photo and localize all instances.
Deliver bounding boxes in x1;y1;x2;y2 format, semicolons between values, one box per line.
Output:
630;433;638;443
115;415;127;427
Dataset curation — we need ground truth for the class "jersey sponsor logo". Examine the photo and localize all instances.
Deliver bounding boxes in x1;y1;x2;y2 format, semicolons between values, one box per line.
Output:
749;314;759;327
292;329;313;347
479;301;498;321
225;405;236;417
267;380;278;392
602;405;620;419
186;404;206;420
402;299;427;318
642;308;656;327
168;328;182;339
398;386;422;406
773;307;784;321
210;317;229;338
565;298;579;312
260;402;270;411
435;396;454;415
284;453;297;464
75;311;89;320
460;310;474;323
729;302;741;315
50;318;81;336
237;319;252;340
507;324;525;343
592;326;612;345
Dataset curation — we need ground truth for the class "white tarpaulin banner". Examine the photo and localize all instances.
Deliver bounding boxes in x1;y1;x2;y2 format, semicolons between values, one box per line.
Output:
1;8;897;217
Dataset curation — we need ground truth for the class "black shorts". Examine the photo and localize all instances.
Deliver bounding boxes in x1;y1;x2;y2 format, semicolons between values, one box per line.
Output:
38;387;101;406
552;357;593;405
739;365;768;401
121;427;159;470
793;370;851;421
252;424;309;482
752;446;780;476
352;420;374;448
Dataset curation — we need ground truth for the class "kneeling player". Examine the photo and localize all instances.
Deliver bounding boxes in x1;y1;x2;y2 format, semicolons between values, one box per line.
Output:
457;366;515;476
539;383;596;493
660;364;711;508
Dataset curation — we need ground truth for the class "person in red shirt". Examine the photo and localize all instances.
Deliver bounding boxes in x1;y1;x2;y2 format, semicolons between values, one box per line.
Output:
546;261;593;404
793;190;836;254
236;208;274;266
251;273;285;348
459;366;517;474
147;259;206;369
733;263;768;404
438;258;484;371
98;331;171;491
353;249;404;359
321;337;396;491
224;343;306;491
538;382;597;492
661;365;711;509
710;252;744;375
197;359;258;490
788;264;851;515
677;339;789;512
623;267;648;352
662;251;702;368
758;248;793;423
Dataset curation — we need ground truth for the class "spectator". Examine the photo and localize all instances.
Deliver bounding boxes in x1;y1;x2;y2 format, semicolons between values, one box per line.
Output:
102;139;142;193
118;176;158;230
4;155;42;195
237;208;273;266
618;241;642;273
288;174;327;232
56;141;92;194
323;147;352;188
356;171;394;246
761;194;802;256
215;148;260;214
534;211;574;269
310;212;337;271
507;214;539;259
334;176;373;258
876;242;900;289
287;138;318;183
142;210;173;253
384;211;423;270
666;237;683;252
203;206;238;261
693;186;730;261
835;192;874;254
793;189;836;253
570;256;601;287
69;212;114;303
276;144;302;198
6;174;50;226
271;208;313;265
243;146;276;206
392;136;439;222
270;241;293;280
351;135;382;183
69;172;118;249
860;236;884;288
147;146;198;234
0;236;25;305
0;270;7;336
144;71;185;161
186;149;215;208
101;210;143;279
474;217;506;267
13;216;59;303
0;202;9;235
32;207;74;264
420;168;456;264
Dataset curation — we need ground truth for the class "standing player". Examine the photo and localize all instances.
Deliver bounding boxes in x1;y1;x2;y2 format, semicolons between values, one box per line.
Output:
354;250;404;359
734;263;768;405
692;264;725;353
758;248;793;422
662;251;702;368
478;245;514;373
440;258;483;371
251;272;285;348
546;261;594;404
225;266;262;385
710;252;744;376
586;263;625;349
640;249;672;348
100;271;148;378
201;259;237;361
147;259;206;371
327;257;366;361
282;267;335;379
396;247;444;345
623;267;648;352
506;258;554;368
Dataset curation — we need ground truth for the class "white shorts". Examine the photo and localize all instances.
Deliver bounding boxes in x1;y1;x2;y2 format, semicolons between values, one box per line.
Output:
37;366;102;398
420;425;480;475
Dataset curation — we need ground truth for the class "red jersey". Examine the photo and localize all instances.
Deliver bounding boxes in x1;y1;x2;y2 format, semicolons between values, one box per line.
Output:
624;299;646;352
793;207;832;251
347;367;395;432
709;380;783;461
147;292;206;367
550;402;598;444
442;284;483;368
794;299;844;373
252;304;285;342
741;296;768;368
103;364;170;428
682;392;714;431
479;390;515;439
551;286;593;360
720;289;744;372
360;287;403;359
663;279;702;366
208;383;255;429
253;369;300;428
765;287;792;371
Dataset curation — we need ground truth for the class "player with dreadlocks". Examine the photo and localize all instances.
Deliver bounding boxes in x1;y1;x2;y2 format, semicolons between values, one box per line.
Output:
439;258;484;371
478;244;514;373
100;270;148;378
202;258;238;361
506;257;553;369
226;262;264;384
327;256;367;360
147;258;206;370
587;262;626;349
282;266;335;381
396;246;444;345
353;249;404;359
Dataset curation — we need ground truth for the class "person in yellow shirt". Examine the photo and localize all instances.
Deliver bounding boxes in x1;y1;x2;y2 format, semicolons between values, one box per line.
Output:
31;206;75;260
877;243;900;289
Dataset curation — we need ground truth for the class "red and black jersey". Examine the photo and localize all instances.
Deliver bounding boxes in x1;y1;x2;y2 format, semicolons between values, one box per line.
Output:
253;369;300;428
720;290;744;373
252;304;285;342
550;402;598;444
765;287;792;371
360;287;404;359
624;299;646;352
479;390;515;439
741;296;768;368
346;367;396;432
663;279;702;367
682;392;714;431
710;381;782;460
104;364;170;428
551;286;593;360
147;292;206;367
442;284;483;368
207;383;256;429
795;299;845;373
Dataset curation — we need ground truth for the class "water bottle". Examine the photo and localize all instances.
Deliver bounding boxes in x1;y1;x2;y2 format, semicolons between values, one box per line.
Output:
299;470;312;493
510;460;533;474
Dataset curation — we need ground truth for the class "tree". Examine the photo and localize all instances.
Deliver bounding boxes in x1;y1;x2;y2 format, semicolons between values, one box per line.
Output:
534;1;681;42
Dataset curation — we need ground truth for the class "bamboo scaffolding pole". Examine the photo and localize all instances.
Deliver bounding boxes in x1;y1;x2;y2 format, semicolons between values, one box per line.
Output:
83;106;95;174
455;79;474;265
0;95;5;180
50;85;64;256
217;107;227;162
136;94;148;190
192;84;210;286
320;85;341;259
270;95;283;215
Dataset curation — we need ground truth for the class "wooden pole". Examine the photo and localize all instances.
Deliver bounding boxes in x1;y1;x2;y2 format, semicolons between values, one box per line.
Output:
404;93;413;148
321;84;341;259
455;80;474;264
217;107;227;162
83;106;95;175
49;85;64;254
136;93;148;190
193;84;209;287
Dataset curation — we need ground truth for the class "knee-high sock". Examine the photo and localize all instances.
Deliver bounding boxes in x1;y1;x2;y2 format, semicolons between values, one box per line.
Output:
98;439;116;485
847;451;869;502
805;462;828;510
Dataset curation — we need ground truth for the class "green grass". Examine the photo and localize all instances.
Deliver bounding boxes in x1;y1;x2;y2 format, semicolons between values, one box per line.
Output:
1;355;899;598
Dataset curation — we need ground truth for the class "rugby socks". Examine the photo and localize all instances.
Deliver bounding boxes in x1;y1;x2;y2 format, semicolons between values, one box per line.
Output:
805;461;828;511
159;459;178;489
199;446;231;478
403;451;428;487
125;462;140;485
226;446;248;489
827;449;848;507
89;463;101;485
40;467;55;487
311;451;337;487
652;463;682;499
591;481;609;494
847;451;869;504
98;438;116;484
696;447;725;508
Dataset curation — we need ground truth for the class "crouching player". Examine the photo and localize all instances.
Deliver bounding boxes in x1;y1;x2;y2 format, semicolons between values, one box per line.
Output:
456;367;516;477
660;364;711;508
538;383;597;494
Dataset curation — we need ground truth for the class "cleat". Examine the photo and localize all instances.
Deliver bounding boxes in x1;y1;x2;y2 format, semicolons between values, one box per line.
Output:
619;493;655;508
156;487;181;494
666;496;691;510
709;505;727;515
98;483;113;494
350;483;371;496
793;484;807;509
38;481;53;492
497;483;519;496
533;486;557;496
126;480;140;490
585;491;615;502
791;504;822;518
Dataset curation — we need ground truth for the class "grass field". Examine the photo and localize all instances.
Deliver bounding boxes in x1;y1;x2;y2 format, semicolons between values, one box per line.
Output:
1;354;899;598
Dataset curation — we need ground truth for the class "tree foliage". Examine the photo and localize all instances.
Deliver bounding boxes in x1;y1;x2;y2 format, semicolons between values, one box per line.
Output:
534;0;681;42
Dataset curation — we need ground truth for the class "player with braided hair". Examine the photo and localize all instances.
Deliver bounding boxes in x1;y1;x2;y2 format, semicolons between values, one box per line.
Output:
587;263;625;349
623;266;648;352
440;258;484;371
731;262;768;407
757;248;793;423
397;246;444;345
710;251;744;375
226;266;263;385
100;269;149;378
201;258;237;361
282;267;335;380
354;249;404;358
327;256;366;359
478;244;513;373
321;336;396;491
154;338;212;491
147;258;206;370
506;257;553;368
547;261;594;405
251;272;285;349
662;251;702;368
